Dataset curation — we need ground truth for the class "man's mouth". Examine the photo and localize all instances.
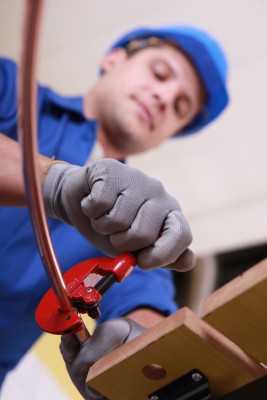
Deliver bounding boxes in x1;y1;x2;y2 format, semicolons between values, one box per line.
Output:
134;98;154;130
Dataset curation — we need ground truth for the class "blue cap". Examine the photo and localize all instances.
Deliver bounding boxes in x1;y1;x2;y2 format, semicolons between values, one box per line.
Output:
108;25;229;136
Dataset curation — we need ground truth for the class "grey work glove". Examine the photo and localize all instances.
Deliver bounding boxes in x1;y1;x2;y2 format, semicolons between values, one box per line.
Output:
60;318;146;400
43;158;195;271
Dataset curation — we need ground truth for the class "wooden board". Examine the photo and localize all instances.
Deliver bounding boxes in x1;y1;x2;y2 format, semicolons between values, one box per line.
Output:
201;258;267;364
87;307;265;400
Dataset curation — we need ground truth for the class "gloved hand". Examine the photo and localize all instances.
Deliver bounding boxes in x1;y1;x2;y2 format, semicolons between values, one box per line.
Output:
59;318;146;400
42;158;195;271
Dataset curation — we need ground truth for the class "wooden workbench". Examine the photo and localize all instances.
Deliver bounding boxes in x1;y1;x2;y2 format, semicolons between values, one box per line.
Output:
86;258;267;399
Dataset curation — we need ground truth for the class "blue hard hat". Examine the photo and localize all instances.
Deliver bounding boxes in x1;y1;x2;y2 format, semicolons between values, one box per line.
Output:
108;25;229;136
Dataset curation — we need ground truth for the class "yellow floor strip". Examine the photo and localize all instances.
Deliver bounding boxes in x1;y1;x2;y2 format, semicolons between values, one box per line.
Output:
34;320;95;400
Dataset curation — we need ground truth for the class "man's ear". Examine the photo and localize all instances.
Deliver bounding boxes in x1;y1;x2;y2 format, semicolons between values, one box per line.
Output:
100;48;127;73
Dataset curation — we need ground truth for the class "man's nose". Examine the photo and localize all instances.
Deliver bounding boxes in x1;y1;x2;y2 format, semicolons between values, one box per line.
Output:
152;83;178;112
151;93;166;112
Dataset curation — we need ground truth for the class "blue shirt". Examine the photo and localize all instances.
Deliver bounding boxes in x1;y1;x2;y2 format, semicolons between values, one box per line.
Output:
0;57;178;385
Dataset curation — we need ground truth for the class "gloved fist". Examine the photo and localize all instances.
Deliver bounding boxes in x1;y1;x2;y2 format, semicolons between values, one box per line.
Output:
59;318;146;400
42;158;195;271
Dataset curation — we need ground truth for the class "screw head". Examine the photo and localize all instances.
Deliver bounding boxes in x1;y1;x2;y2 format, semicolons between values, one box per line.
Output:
192;372;202;382
86;287;93;293
65;315;71;320
150;396;160;400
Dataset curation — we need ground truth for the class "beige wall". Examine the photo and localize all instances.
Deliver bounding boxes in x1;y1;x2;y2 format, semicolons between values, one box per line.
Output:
1;0;267;256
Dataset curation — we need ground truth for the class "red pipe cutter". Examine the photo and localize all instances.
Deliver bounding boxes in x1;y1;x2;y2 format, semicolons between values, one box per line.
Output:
35;253;136;335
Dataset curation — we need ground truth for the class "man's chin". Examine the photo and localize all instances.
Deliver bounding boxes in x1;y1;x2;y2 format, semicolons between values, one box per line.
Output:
109;129;142;154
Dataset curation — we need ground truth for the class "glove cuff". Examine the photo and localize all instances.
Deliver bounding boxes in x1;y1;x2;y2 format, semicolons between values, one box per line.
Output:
42;161;74;220
41;158;70;185
123;317;147;341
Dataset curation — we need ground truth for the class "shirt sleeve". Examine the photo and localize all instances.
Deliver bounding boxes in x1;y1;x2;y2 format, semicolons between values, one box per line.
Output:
97;266;178;324
0;57;18;138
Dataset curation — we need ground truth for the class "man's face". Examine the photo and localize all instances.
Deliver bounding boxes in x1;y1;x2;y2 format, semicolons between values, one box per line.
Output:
92;43;205;156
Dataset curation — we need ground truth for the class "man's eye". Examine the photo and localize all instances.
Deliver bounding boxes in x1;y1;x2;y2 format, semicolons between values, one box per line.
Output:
152;63;169;81
175;97;190;117
154;70;167;80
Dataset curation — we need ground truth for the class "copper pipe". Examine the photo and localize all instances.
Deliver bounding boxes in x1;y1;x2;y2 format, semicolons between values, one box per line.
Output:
18;0;89;342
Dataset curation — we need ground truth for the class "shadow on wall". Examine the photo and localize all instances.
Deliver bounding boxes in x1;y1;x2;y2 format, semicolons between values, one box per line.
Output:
173;242;267;311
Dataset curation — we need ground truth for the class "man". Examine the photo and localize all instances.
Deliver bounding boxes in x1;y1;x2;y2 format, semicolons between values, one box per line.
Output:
0;24;228;392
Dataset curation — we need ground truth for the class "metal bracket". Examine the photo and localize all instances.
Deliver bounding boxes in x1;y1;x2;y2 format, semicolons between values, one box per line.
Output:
148;369;211;400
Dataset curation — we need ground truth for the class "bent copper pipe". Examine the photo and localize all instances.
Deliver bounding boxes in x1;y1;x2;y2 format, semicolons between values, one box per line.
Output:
18;0;90;342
